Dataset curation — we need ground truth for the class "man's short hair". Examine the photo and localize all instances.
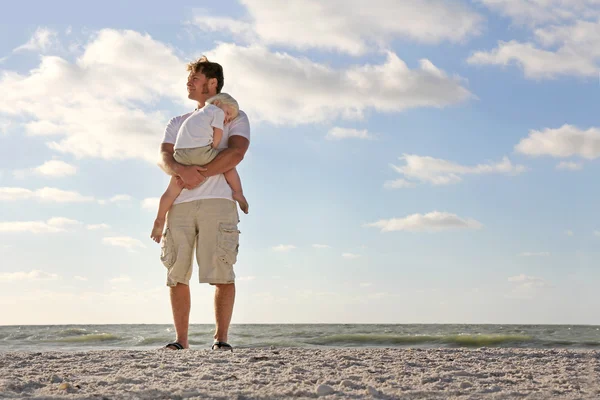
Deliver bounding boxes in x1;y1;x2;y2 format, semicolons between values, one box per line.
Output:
187;56;224;94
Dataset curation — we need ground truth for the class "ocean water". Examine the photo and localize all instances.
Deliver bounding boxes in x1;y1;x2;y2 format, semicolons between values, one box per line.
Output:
0;324;599;352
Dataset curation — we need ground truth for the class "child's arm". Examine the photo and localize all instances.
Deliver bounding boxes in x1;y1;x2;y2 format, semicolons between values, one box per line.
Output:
212;127;223;149
211;106;225;149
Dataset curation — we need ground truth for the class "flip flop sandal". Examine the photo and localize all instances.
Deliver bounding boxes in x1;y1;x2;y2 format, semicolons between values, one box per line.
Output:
211;341;233;352
165;342;185;350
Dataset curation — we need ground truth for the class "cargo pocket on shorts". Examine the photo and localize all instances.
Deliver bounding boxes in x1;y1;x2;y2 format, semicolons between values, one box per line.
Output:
217;222;240;265
160;228;176;268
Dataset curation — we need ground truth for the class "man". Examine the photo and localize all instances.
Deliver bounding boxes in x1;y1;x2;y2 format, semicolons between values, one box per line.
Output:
159;56;250;351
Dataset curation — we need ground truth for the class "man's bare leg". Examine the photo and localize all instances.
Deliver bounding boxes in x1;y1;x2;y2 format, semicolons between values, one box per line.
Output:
213;283;236;343
223;168;248;214
168;283;191;349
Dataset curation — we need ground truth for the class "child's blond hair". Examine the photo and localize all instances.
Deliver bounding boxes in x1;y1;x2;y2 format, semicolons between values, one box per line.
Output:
206;93;239;119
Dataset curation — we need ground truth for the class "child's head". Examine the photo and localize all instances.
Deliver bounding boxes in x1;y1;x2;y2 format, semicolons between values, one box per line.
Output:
206;93;239;124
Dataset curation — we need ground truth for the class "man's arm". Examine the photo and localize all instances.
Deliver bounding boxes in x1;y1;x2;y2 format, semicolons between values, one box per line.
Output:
202;135;249;178
159;143;207;187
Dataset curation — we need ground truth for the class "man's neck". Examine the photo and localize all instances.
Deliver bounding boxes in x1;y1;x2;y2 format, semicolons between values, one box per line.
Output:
196;101;206;110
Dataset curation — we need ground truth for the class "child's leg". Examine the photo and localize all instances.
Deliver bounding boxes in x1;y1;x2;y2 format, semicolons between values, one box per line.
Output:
224;167;249;214
151;177;184;242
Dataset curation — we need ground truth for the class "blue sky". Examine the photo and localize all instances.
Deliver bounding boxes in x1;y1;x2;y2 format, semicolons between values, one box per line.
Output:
1;0;599;325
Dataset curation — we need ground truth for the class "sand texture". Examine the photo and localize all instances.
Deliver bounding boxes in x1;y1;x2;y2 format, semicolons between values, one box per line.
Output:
1;347;599;399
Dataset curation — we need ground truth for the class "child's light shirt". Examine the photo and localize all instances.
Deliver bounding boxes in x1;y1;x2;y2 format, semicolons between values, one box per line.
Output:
174;103;224;150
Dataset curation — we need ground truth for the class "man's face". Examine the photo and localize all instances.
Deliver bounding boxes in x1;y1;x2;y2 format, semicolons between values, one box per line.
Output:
187;71;215;102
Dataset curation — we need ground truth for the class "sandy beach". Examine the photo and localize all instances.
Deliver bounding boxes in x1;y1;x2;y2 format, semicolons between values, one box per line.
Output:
1;347;599;399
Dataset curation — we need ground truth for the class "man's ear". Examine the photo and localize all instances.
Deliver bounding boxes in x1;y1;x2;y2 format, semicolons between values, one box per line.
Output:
209;77;218;90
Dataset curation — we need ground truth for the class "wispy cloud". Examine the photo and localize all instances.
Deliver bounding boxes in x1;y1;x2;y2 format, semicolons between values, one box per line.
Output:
519;252;550;257
13;27;58;53
102;236;146;251
342;253;361;259
556;161;583;171
468;17;600;79
193;0;483;55
312;244;331;249
366;211;483;232
0;269;60;282
272;244;296;252
516;125;600;159
0;187;93;202
0;217;81;234
109;275;132;284
14;160;77;178
98;194;133;205
386;154;526;187
141;197;160;211
86;224;110;230
326;127;374;140
207;45;473;125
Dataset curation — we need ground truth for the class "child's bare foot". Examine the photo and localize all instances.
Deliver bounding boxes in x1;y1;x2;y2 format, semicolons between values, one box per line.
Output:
151;218;165;243
233;191;249;214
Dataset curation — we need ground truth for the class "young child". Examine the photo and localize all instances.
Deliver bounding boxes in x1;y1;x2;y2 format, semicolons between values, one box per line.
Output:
151;93;248;243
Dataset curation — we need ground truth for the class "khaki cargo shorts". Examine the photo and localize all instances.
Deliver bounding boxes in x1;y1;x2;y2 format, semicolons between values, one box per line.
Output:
174;146;220;166
160;198;240;286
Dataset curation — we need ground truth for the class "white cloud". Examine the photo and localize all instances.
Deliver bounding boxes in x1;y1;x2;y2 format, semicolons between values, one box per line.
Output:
194;0;483;55
508;274;551;298
326;127;374;141
360;282;373;287
0;187;94;202
74;276;88;281
33;160;77;177
342;253;361;259
2;30;473;143
478;0;600;26
86;223;110;230
0;29;186;163
388;154;526;187
515;125;600;159
108;194;132;203
519;252;550;257
272;244;296;252
366;211;483;232
383;179;417;189
208;44;473;125
0;119;11;135
312;244;331;249
0;217;80;234
0;269;59;282
102;236;146;251
141;197;160;211
14;27;58;53
109;275;132;284
468;17;600;79
0;187;34;201
556;161;583;170
238;276;256;281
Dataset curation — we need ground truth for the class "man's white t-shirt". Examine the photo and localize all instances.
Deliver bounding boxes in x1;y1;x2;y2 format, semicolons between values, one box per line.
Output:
174;103;224;150
162;109;250;205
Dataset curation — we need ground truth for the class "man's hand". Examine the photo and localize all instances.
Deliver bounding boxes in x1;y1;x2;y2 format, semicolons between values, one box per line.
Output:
178;165;207;189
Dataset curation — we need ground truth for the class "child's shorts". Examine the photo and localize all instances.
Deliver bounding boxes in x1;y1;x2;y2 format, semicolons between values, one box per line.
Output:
174;145;220;166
